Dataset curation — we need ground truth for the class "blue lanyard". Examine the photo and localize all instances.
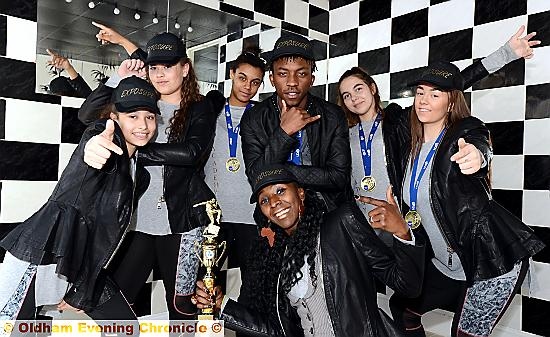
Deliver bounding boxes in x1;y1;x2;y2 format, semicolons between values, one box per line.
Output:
358;112;382;177
225;101;252;157
409;128;446;211
288;130;303;165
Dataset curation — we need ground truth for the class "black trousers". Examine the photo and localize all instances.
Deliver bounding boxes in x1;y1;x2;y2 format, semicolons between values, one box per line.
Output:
107;231;191;319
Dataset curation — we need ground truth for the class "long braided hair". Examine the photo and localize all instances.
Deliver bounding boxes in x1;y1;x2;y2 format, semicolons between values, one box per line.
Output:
244;188;327;316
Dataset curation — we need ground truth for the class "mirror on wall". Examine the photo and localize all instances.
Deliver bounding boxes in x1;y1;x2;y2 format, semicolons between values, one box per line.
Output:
35;0;258;97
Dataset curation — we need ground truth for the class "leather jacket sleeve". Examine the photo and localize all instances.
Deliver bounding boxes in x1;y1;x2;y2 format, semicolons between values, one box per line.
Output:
130;48;147;62
450;117;492;178
68;74;93;99
138;90;225;166
343;204;426;298
240;105;298;184
286;104;351;192
77;83;114;125
461;59;490;91
220;299;301;337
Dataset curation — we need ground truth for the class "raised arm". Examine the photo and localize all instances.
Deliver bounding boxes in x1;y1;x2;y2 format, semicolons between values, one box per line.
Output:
92;21;139;56
462;25;540;89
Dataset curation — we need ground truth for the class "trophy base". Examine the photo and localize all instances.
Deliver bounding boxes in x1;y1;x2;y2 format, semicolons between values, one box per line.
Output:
198;313;215;320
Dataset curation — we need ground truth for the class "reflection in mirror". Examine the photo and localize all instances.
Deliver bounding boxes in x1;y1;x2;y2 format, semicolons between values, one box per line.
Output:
36;0;258;97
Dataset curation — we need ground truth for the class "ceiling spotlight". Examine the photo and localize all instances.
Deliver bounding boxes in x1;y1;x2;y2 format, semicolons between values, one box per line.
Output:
134;11;140;20
174;20;180;29
152;12;159;24
187;25;193;33
113;4;120;15
88;1;95;8
65;0;72;3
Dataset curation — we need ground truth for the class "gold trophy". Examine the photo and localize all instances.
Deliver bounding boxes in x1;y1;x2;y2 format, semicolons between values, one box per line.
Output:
193;198;226;320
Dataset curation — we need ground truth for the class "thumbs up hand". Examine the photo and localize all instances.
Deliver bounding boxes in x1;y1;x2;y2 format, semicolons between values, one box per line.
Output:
84;119;123;169
355;185;411;241
450;138;483;175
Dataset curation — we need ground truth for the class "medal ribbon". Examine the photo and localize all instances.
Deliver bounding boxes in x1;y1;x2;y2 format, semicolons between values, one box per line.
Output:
288;130;303;165
358;112;382;177
225;100;252;157
409;128;446;212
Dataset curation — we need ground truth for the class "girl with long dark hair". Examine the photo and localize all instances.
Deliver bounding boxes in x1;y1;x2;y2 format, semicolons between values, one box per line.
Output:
79;32;224;318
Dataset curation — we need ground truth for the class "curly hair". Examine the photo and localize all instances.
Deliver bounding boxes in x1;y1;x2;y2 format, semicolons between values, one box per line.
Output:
244;189;327;316
166;58;203;141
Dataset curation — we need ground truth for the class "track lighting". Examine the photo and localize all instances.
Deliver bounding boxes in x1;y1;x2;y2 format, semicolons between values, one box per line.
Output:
187;24;193;33
152;12;159;24
174;20;180;29
88;1;95;9
134;10;140;20
113;4;120;15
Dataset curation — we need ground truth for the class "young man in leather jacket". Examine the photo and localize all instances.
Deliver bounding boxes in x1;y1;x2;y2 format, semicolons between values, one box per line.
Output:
240;34;352;212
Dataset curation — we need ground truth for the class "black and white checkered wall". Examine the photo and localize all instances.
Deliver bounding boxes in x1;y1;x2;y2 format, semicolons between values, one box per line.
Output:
1;0;549;335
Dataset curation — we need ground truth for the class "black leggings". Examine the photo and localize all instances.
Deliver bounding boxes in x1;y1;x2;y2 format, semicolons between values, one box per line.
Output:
108;231;190;319
390;260;529;337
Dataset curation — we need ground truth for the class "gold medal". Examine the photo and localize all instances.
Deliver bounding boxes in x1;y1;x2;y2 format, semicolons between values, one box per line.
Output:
405;210;422;229
360;176;376;192
226;157;240;173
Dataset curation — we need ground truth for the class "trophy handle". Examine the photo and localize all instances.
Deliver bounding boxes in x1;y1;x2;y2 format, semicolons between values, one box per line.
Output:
194;240;205;265
216;241;227;266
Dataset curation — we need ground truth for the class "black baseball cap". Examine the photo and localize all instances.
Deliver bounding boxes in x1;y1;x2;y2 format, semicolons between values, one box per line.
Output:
250;164;299;204
145;32;187;65
112;76;160;115
269;34;315;64
408;61;464;91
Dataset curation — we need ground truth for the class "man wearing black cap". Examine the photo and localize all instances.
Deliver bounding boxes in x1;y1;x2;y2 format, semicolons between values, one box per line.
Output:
240;33;352;212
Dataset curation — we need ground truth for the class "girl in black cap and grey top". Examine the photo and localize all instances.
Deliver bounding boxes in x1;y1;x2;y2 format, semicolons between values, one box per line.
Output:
79;32;225;319
0;76;158;321
387;60;544;337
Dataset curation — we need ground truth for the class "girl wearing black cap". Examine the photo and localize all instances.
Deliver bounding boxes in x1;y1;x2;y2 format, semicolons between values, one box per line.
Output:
385;61;544;337
193;164;425;337
0;76;158;321
79;32;225;319
337;26;539;249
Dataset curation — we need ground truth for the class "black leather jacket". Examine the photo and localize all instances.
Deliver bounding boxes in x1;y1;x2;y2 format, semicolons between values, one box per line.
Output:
0;120;149;311
78;84;225;233
220;203;425;337
382;60;492;203
240;93;352;211
412;116;544;283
